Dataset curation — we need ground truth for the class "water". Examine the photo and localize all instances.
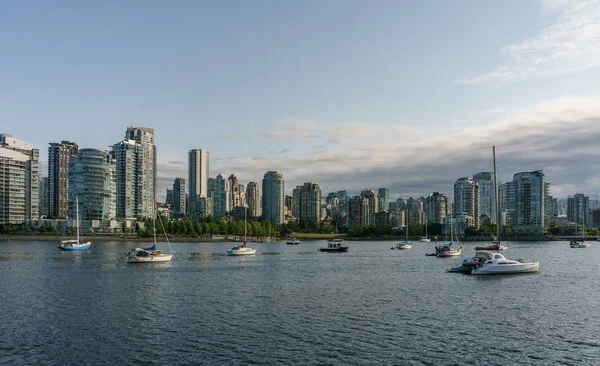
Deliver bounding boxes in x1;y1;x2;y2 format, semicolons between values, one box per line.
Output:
1;239;599;365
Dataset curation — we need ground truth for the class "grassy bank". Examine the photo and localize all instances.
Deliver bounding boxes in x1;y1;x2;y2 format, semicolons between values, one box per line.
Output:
291;233;342;240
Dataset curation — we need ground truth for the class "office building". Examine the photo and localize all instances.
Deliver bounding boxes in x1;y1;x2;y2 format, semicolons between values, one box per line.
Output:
378;188;390;212
188;149;209;199
208;174;228;221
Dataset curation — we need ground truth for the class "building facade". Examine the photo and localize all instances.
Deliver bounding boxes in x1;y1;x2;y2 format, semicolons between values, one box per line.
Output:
48;141;78;218
513;170;546;233
292;182;321;227
567;193;589;226
378;188;390;212
113;127;156;218
473;172;496;225
173;178;186;217
423;192;448;224
246;181;261;218
262;171;285;226
0;134;40;224
188;149;209;199
208;174;228;222
454;177;478;228
68;148;116;223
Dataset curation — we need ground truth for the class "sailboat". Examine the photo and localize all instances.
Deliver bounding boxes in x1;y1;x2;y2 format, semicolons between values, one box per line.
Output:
125;207;174;263
227;205;257;256
393;210;412;249
419;214;431;242
58;196;92;251
436;208;462;257
570;224;591;248
475;149;509;252
471;147;539;275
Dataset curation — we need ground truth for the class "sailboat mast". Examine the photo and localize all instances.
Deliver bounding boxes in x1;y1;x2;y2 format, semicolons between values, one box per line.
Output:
244;204;247;243
76;196;80;244
153;205;157;245
493;146;500;243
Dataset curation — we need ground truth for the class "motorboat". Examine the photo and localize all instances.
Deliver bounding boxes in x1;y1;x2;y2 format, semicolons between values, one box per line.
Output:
286;238;300;245
471;252;539;275
570;240;591;248
320;238;349;252
58;197;92;251
419;237;431;242
448;251;495;272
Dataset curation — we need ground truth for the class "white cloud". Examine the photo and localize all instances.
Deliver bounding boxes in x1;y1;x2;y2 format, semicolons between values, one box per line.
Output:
462;0;600;84
156;96;600;200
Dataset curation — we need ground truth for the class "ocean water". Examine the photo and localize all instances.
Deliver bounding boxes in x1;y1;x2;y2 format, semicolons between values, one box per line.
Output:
1;239;599;365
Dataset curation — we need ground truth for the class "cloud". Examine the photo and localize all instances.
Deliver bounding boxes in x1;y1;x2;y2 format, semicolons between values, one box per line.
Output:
462;0;600;84
156;96;600;201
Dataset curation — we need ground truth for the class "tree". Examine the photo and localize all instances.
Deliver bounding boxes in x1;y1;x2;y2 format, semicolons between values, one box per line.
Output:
122;223;130;234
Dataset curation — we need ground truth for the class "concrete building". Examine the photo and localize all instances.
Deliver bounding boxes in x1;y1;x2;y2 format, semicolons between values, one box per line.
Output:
513;170;546;234
292;182;321;227
454;177;478;228
378;188;390;212
173;178;186;217
262;171;285;226
48;141;78;218
473;172;496;225
113;127;156;218
0;134;40;224
567;193;589;226
68;148;116;223
188;149;209;199
246;181;261;218
189;196;212;220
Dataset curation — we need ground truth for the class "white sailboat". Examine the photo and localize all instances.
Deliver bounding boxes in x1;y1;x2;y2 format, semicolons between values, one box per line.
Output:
471;147;539;275
436;209;462;257
393;210;412;249
227;205;257;256
58;196;92;251
125;207;174;263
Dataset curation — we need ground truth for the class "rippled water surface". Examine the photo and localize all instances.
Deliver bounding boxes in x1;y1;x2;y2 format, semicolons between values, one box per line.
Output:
1;239;599;365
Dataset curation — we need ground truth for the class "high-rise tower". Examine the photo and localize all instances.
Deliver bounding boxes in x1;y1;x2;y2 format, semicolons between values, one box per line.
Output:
262;171;285;226
48;141;78;218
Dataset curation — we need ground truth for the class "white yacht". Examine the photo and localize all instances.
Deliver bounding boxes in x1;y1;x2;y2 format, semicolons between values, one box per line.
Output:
126;208;174;263
471;253;539;275
419;237;431;242
286;238;300;245
570;241;591;248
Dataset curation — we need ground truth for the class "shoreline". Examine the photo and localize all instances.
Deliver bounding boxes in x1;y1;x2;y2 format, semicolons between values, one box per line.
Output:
0;235;280;243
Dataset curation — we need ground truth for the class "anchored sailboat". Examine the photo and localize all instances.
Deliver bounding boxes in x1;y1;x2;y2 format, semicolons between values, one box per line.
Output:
125;207;174;263
58;196;92;251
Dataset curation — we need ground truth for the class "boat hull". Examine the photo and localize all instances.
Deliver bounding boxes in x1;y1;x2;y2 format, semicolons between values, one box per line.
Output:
319;247;349;252
419;238;431;242
472;262;539;275
58;242;92;251
437;250;462;257
227;248;257;256
126;254;174;263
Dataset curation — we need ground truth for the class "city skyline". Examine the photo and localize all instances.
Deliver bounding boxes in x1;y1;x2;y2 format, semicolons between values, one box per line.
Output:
2;1;600;199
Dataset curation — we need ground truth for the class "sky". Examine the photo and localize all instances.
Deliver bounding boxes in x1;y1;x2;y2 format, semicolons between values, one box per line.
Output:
2;0;600;201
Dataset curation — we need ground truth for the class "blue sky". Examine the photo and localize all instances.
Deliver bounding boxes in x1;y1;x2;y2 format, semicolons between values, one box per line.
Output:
2;0;600;200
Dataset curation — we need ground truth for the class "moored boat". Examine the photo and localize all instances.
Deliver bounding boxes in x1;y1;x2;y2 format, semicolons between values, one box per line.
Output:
419;237;431;242
448;251;495;272
471;253;539;275
58;197;92;251
126;207;174;263
286;238;300;245
227;204;256;256
320;238;348;252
